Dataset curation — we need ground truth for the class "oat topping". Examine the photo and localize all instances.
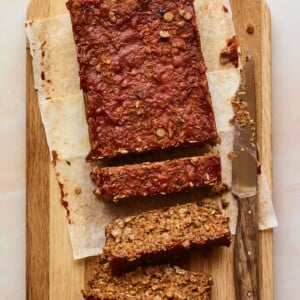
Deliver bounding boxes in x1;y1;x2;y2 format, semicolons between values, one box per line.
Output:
178;20;185;27
183;12;193;21
104;202;232;274
163;12;174;22
159;30;171;39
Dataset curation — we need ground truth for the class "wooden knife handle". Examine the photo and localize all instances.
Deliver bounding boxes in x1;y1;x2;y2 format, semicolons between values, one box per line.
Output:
234;194;259;300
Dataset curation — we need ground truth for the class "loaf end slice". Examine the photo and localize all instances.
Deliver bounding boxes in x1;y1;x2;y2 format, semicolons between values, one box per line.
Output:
83;256;213;300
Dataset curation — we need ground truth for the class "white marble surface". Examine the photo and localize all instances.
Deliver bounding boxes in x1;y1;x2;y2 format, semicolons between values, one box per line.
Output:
0;0;299;299
271;1;300;298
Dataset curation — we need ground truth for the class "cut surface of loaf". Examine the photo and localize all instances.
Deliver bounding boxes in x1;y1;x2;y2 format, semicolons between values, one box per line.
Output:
104;202;231;274
83;256;213;300
91;154;222;201
66;0;218;160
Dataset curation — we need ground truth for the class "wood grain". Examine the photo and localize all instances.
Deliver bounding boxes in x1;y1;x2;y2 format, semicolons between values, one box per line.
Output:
26;0;273;299
26;27;50;300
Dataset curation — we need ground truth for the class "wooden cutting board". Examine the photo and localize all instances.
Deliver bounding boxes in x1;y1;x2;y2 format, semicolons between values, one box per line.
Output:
26;0;273;299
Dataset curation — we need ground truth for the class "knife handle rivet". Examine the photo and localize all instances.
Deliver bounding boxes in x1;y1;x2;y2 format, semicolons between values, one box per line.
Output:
247;291;252;297
247;251;252;256
248;209;252;215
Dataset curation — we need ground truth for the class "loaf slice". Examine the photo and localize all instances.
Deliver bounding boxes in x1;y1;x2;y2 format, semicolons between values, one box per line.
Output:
104;202;231;274
91;154;221;202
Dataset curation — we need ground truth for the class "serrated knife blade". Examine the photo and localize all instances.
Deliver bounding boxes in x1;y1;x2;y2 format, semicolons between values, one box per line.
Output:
232;59;258;198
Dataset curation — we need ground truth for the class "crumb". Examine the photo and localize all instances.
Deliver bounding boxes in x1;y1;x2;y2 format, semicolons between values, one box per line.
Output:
58;182;65;199
246;23;255;34
94;187;101;196
257;163;262;175
41;71;45;81
228;151;237;160
226;36;239;67
59;182;71;224
229;117;235;126
231;95;252;127
215;135;222;145
75;186;82;195
210;183;230;195
220;36;239;67
66;160;71;165
236;91;246;96
246;54;252;62
223;5;228;13
51;150;58;167
25;20;33;27
221;198;229;209
220;48;231;65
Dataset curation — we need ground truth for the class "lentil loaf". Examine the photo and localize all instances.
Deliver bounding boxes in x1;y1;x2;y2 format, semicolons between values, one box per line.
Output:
104;202;231;274
66;0;218;160
83;256;213;300
91;154;221;201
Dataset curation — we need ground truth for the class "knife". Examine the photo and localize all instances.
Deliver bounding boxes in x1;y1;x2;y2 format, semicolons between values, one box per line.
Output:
232;58;259;300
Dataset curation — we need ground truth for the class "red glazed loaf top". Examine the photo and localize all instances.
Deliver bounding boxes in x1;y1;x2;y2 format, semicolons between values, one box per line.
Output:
67;0;218;160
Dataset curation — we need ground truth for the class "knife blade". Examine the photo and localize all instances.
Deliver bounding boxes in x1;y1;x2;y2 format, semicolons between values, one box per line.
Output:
232;58;259;300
